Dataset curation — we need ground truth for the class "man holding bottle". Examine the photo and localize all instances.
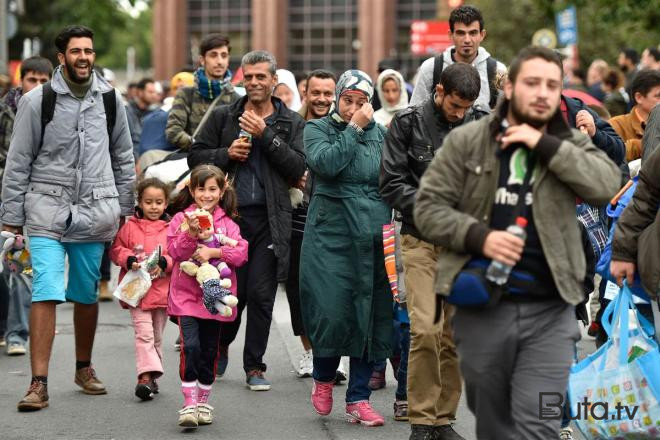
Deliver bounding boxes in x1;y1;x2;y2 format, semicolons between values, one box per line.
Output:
413;47;621;439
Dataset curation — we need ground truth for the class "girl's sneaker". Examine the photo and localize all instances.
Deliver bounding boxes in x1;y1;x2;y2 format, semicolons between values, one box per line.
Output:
345;401;385;426
311;380;334;415
197;403;213;425
178;405;198;428
135;378;154;401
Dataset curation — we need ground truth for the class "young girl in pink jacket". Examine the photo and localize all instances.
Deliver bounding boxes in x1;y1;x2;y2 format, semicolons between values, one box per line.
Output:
110;177;173;402
167;164;248;428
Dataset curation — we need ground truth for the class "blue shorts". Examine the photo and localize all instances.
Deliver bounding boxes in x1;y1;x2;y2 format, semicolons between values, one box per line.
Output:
29;237;105;304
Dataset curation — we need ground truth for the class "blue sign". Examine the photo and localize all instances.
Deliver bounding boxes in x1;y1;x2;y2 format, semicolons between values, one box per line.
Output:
556;5;578;46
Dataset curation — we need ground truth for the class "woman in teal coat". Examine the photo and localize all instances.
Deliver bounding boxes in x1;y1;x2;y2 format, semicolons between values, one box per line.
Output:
300;70;392;426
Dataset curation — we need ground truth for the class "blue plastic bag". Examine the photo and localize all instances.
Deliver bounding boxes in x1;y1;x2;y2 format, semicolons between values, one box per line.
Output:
568;283;660;439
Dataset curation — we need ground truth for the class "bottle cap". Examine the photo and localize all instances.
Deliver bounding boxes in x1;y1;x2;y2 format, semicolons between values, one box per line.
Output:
515;217;528;228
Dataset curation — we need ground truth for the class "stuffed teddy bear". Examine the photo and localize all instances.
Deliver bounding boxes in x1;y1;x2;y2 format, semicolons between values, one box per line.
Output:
0;230;31;275
180;261;237;316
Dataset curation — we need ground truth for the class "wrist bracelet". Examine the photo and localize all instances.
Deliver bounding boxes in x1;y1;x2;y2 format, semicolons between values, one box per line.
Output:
348;121;364;135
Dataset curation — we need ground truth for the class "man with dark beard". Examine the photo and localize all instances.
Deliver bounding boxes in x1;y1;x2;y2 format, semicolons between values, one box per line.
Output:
414;47;621;439
2;25;135;411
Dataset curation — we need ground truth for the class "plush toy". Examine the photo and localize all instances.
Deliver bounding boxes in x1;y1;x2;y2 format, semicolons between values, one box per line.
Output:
180;261;237;316
0;230;31;275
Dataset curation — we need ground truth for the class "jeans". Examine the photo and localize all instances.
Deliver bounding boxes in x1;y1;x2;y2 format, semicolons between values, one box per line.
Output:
313;354;375;403
396;323;410;401
4;270;31;345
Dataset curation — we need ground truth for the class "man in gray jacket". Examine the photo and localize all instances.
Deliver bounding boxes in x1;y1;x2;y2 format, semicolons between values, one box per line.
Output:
414;47;620;439
1;25;135;412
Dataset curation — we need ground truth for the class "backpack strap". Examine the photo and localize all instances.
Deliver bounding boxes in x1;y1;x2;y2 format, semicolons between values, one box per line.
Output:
431;54;444;95
102;89;117;141
486;57;498;109
39;82;57;150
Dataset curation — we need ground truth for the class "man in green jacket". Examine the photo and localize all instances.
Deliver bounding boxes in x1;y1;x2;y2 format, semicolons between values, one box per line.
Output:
414;47;621;439
165;34;240;150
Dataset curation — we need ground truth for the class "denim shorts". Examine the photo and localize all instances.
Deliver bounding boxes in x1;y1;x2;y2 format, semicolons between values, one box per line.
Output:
29;236;105;304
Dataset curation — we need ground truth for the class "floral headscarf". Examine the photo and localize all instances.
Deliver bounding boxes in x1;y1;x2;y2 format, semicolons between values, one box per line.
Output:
331;69;375;126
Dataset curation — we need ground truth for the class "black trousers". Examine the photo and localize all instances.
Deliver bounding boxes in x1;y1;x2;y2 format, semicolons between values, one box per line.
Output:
219;208;278;372
179;316;221;385
285;231;306;336
100;242;111;281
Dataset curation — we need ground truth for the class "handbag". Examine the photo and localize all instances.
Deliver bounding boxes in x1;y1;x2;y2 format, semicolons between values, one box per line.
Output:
446;149;536;308
568;283;660;439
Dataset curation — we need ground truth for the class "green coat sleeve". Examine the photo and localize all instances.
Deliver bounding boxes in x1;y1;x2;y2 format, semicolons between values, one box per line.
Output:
304;119;361;179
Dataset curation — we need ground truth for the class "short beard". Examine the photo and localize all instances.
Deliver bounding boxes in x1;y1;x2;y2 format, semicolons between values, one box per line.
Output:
65;60;92;83
509;93;552;129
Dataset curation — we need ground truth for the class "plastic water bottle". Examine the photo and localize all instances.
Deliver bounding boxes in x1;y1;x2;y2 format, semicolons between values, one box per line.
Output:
486;216;528;285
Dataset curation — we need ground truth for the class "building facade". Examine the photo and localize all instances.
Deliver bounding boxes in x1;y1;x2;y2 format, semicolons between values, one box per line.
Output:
153;0;439;82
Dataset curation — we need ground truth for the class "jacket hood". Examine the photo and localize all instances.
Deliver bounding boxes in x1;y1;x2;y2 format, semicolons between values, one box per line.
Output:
275;69;302;112
375;69;409;114
442;46;492;67
50;65;113;96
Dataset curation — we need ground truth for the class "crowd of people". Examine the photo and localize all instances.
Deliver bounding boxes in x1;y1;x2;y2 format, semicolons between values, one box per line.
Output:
0;4;658;440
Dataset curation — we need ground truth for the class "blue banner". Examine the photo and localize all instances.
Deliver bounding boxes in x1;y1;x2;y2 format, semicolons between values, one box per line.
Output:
556;5;578;46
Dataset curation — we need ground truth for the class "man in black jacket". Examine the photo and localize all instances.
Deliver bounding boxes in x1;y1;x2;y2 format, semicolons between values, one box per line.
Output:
379;63;485;440
188;50;306;391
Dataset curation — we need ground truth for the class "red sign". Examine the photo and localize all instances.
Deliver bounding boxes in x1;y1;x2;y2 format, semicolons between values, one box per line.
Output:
410;21;452;56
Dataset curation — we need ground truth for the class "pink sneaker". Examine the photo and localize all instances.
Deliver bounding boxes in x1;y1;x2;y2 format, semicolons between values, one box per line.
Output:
311;380;334;415
345;401;385;426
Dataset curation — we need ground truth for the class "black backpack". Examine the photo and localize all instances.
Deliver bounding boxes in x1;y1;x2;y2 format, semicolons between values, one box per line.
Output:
431;55;499;109
39;82;117;148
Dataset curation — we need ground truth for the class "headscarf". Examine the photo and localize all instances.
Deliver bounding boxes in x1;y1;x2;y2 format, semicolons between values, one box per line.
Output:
330;69;375;127
170;71;194;94
274;69;302;111
373;69;409;126
194;67;232;101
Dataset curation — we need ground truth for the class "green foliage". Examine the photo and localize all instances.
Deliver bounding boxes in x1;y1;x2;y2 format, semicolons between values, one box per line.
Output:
471;0;660;67
9;0;152;70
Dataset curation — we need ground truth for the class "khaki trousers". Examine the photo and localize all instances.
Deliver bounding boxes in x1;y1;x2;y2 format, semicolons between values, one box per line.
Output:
401;234;462;426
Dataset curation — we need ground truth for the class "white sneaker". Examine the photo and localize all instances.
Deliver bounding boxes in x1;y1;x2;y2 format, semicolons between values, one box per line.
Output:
197;403;213;425
7;342;27;356
559;427;574;440
296;350;313;378
335;356;348;383
178;405;198;428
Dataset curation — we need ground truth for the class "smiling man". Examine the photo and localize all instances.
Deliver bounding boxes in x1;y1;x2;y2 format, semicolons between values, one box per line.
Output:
409;5;506;111
166;34;240;151
188;50;306;391
1;25;135;412
413;46;620;439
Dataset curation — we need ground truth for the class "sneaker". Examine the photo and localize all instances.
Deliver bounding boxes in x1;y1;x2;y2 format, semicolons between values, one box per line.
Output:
335;357;348;384
17;380;49;412
368;368;386;390
135;378;154;401
197;403;213;425
98;280;113;302
246;370;271;391
409;425;436;440
296;350;313;378
7;342;27;356
178;405;198;428
559;427;574;440
174;336;181;351
345;401;385;427
393;400;408;421
311;380;334;415
587;321;600;337
74;366;107;395
435;424;466;440
216;345;228;377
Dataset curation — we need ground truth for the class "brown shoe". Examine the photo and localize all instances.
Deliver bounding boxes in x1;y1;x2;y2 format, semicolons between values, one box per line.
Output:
75;366;107;395
17;381;49;411
98;280;113;302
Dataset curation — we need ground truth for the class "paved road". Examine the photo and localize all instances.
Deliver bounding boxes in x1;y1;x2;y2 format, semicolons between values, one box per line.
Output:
2;283;597;439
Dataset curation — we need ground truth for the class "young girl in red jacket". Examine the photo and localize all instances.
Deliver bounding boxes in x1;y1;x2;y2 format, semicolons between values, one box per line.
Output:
167;164;248;428
110;177;173;401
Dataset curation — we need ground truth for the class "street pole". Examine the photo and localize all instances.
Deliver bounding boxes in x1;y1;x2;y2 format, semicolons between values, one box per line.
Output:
0;0;7;74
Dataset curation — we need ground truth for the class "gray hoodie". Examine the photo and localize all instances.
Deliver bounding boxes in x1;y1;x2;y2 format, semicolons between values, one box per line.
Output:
0;66;135;242
409;46;506;111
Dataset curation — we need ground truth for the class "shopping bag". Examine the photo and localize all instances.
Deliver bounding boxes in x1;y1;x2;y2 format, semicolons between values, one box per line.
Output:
568;283;660;439
112;269;151;307
382;223;399;302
